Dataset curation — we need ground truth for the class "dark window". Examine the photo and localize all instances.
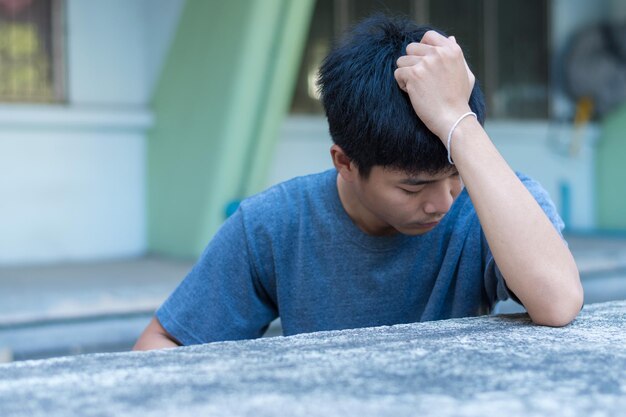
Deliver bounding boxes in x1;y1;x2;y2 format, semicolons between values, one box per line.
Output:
290;0;550;119
0;0;65;103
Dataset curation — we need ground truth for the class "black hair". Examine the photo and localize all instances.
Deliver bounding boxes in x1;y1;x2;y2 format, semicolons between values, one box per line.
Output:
318;14;486;178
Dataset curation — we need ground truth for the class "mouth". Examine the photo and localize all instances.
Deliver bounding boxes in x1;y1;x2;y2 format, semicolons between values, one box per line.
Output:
413;221;440;229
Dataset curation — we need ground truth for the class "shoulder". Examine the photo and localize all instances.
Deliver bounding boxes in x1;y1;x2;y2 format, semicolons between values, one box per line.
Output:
241;169;335;211
514;172;558;211
237;169;337;230
515;171;547;193
515;171;564;231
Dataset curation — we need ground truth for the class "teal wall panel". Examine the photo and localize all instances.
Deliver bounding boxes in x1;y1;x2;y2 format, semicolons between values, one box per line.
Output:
147;0;314;258
596;103;626;230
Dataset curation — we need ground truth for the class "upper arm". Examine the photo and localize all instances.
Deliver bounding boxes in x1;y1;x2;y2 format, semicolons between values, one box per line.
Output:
155;208;278;345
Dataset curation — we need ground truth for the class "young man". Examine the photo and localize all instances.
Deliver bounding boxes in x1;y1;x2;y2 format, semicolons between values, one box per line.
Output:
134;16;583;350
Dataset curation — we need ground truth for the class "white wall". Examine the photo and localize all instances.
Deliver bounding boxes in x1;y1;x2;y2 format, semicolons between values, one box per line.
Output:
0;112;148;262
67;0;148;105
67;0;185;105
268;116;334;185
0;0;185;265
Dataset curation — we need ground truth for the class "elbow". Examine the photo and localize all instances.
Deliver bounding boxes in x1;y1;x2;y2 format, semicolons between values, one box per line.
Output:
529;273;584;328
532;308;579;327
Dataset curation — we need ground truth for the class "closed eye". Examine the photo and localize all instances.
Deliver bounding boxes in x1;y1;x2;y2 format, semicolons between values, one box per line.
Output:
400;188;422;195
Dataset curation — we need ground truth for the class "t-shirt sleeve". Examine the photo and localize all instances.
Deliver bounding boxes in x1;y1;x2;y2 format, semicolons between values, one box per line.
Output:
156;209;278;345
482;174;566;308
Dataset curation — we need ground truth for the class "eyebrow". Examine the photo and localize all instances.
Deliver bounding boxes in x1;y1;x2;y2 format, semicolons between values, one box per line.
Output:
398;171;459;186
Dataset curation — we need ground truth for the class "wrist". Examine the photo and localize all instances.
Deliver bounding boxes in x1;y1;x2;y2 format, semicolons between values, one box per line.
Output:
446;112;478;164
432;106;473;141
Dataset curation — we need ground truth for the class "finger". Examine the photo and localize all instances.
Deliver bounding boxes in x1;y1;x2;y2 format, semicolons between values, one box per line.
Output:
396;55;421;68
405;42;435;57
448;35;457;43
419;30;450;47
393;67;409;92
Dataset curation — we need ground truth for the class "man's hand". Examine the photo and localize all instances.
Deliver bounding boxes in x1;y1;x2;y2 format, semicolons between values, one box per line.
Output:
394;31;475;140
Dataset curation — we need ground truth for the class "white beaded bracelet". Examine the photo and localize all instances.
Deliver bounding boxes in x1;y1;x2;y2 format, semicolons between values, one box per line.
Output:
446;111;477;165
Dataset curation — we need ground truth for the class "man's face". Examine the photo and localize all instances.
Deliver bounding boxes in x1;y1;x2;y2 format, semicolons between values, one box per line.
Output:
351;165;463;236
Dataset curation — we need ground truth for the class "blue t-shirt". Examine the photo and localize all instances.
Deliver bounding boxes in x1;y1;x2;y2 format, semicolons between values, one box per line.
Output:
157;169;564;345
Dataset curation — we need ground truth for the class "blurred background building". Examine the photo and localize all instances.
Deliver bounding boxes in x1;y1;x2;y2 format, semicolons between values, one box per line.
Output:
1;0;626;361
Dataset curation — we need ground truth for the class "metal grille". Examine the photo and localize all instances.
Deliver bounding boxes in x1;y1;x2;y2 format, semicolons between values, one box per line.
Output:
290;0;550;119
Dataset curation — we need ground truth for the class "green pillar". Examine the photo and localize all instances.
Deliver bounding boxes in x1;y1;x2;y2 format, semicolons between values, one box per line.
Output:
148;0;315;258
596;103;626;230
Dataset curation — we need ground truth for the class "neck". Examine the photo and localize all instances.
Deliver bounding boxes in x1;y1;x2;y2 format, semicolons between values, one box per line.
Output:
336;174;397;236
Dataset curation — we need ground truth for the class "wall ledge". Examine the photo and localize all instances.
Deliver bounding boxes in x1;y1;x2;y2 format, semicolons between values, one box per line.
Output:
0;104;154;132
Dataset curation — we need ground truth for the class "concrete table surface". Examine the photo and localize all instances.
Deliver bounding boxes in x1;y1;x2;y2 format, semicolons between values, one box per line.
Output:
1;300;625;417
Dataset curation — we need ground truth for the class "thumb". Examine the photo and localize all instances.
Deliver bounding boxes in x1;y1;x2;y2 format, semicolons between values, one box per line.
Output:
448;35;457;44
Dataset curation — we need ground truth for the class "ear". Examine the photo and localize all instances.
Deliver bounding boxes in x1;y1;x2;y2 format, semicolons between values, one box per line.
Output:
330;145;359;182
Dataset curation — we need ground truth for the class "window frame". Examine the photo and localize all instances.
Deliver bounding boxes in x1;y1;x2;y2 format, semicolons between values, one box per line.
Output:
0;0;66;103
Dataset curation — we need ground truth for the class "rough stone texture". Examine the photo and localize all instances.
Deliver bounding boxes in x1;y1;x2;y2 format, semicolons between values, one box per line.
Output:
0;300;625;417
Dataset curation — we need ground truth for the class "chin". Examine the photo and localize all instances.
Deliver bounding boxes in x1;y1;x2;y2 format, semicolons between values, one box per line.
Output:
399;223;439;235
397;227;431;236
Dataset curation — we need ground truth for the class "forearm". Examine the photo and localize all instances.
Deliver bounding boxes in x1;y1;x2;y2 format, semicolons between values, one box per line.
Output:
450;118;583;326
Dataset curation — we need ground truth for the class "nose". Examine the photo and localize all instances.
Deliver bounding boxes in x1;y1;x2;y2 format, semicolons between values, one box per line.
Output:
422;186;455;216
